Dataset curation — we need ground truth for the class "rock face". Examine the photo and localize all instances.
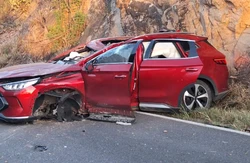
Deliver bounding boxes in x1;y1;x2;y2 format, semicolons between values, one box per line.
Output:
82;0;250;68
0;0;250;68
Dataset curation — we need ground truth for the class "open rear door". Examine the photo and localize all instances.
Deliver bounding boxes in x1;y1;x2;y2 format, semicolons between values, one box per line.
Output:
138;40;204;110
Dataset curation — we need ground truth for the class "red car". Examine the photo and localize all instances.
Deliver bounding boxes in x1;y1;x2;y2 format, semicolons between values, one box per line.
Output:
0;33;229;122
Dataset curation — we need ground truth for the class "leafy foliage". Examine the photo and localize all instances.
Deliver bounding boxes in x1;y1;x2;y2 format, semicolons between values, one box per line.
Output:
47;0;86;51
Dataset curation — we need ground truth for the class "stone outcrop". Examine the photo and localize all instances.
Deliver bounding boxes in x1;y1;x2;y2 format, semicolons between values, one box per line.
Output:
82;0;250;68
0;0;250;68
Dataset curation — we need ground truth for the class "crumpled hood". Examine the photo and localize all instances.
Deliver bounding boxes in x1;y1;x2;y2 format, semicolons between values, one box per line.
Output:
0;62;75;79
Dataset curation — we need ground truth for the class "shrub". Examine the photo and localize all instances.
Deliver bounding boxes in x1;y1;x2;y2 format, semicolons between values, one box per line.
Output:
0;43;40;68
47;0;86;52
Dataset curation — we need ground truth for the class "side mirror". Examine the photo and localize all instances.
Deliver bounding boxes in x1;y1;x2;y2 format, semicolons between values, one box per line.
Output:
85;59;95;72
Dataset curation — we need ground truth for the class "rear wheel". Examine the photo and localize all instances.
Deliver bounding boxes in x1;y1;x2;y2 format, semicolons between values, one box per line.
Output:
180;80;212;111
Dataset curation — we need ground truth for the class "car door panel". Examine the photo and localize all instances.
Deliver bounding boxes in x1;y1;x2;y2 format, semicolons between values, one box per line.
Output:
82;40;143;117
139;40;203;107
85;64;132;110
139;58;203;107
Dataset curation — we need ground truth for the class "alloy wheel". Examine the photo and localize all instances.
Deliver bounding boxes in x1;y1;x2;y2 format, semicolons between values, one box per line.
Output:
183;83;210;110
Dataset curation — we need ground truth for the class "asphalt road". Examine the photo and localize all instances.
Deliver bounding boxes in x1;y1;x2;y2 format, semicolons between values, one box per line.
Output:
0;112;249;163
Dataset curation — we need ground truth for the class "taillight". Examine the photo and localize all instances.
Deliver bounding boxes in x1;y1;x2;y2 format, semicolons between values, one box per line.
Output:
214;58;227;65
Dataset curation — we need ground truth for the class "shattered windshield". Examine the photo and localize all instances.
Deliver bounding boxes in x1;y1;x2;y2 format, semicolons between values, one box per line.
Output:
54;48;96;65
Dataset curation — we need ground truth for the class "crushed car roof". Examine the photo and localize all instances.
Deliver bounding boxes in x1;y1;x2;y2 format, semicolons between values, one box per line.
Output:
51;36;132;61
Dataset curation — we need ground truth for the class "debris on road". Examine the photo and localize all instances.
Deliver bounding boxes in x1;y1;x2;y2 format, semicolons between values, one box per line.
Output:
34;145;48;152
163;130;168;133
222;141;228;144
88;113;135;123
116;122;132;126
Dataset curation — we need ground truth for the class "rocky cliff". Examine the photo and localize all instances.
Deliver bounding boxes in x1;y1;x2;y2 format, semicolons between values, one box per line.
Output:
0;0;250;68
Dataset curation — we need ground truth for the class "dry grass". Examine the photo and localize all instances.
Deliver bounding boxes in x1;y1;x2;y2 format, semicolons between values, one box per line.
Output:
173;108;250;131
217;82;250;110
173;61;250;132
172;82;250;132
0;43;42;68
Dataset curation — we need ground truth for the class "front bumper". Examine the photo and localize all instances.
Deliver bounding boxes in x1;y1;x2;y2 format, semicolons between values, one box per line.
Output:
0;95;36;122
0;95;9;112
0;86;39;119
0;113;35;123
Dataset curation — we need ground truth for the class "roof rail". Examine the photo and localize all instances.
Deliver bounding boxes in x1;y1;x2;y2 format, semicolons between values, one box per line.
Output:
158;29;194;35
159;29;176;32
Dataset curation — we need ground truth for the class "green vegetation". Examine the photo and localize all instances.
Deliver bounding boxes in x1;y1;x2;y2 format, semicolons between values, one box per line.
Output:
47;0;86;51
68;12;86;42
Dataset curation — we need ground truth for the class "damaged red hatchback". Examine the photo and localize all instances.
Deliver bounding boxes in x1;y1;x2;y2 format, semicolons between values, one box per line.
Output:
0;33;229;123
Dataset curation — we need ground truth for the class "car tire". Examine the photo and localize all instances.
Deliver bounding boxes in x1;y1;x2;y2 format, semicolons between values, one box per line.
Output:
180;80;212;111
56;98;81;122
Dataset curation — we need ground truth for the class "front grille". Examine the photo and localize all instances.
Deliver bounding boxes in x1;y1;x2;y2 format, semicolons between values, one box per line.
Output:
0;96;8;112
0;98;3;110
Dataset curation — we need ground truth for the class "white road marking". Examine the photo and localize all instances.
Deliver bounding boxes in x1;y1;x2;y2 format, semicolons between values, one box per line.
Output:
136;111;250;137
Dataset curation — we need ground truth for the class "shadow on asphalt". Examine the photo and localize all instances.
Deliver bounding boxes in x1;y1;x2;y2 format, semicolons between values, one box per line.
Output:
0;111;175;127
0;120;29;126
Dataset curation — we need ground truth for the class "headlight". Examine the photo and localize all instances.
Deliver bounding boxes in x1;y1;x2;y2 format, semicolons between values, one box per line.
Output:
1;78;40;91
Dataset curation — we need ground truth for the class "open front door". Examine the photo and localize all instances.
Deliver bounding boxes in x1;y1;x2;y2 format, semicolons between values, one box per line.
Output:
82;41;143;122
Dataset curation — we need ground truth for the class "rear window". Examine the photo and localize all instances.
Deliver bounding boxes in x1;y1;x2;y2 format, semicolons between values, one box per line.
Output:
150;42;181;59
178;41;190;52
178;41;199;52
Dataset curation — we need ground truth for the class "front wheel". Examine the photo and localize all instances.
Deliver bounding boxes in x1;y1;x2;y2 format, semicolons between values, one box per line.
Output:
56;98;82;122
180;80;213;111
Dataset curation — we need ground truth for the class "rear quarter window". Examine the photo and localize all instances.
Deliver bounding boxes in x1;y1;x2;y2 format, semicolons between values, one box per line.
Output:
178;41;190;52
178;41;199;58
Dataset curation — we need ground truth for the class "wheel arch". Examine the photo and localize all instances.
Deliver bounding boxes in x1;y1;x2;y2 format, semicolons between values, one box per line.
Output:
178;82;195;108
198;75;218;98
32;88;86;118
178;76;216;108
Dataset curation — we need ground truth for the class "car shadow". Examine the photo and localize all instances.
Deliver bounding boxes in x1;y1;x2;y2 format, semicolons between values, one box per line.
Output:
0;119;32;126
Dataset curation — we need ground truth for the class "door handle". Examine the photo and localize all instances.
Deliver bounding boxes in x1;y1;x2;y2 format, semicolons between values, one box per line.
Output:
186;68;198;72
114;75;127;79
